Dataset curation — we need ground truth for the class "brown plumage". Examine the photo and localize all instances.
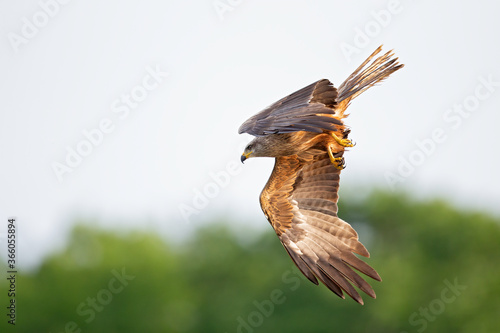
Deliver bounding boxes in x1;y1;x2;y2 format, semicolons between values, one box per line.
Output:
238;46;403;304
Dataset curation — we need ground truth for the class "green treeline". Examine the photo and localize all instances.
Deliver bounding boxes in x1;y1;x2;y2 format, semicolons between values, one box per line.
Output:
1;191;499;332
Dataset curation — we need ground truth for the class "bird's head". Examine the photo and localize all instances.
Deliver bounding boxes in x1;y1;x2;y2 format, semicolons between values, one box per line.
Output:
241;137;271;163
241;134;296;163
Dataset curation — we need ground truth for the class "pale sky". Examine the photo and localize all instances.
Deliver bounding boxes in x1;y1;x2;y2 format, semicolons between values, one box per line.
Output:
1;0;499;269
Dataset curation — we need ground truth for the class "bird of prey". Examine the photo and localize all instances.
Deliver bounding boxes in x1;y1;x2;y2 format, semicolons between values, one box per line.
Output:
238;46;403;304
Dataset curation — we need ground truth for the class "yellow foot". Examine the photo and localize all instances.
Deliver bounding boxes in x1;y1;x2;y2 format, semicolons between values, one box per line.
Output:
331;132;355;147
328;146;345;170
331;156;345;170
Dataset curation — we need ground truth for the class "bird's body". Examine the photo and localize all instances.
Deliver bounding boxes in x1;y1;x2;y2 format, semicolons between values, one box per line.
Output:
239;46;403;304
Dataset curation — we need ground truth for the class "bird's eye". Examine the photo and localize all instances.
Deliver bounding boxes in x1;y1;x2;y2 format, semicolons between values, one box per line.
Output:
247;144;253;151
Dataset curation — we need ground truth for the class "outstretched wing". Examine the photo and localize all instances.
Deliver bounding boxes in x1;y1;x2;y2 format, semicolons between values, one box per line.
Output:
260;151;381;304
238;46;404;137
238;79;342;136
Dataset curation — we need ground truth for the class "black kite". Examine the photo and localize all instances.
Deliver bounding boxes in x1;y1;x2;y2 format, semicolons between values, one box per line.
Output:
238;46;403;304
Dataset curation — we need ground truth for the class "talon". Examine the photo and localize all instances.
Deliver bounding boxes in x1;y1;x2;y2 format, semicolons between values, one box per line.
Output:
333;157;345;170
331;132;355;147
327;145;346;170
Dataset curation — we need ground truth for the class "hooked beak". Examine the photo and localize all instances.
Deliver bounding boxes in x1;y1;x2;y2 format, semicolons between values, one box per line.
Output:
241;151;252;163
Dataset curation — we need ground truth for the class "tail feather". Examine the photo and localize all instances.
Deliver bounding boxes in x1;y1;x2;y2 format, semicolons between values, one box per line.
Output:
336;45;404;115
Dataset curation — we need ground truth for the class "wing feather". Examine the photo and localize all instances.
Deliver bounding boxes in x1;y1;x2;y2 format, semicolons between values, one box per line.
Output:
260;152;379;304
281;239;318;284
298;227;376;298
238;79;342;136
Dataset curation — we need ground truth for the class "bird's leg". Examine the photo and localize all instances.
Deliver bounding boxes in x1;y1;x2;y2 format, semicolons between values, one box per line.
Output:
328;145;345;170
331;131;355;147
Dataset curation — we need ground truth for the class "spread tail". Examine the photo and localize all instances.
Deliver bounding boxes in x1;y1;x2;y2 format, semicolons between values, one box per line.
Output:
336;46;404;116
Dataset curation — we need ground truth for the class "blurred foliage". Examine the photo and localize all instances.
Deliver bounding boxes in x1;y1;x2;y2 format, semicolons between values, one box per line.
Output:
1;191;499;332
